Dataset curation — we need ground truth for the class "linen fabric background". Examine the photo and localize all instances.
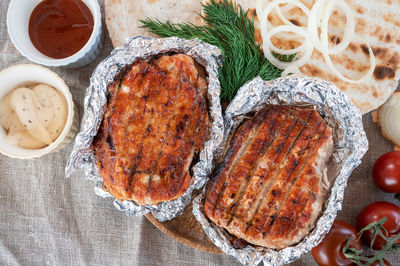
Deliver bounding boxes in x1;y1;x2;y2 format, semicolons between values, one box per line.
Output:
0;1;399;265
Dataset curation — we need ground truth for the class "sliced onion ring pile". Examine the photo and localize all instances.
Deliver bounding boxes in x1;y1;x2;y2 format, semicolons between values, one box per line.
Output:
257;0;376;83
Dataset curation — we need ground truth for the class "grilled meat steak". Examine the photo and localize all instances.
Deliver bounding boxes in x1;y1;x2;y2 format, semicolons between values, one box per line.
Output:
204;105;333;249
93;54;210;205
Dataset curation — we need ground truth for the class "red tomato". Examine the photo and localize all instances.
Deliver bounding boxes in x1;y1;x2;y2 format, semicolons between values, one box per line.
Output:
373;151;400;193
312;220;361;266
356;201;400;250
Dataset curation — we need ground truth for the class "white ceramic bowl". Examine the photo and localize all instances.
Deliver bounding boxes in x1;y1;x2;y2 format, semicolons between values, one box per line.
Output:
0;64;79;159
7;0;103;68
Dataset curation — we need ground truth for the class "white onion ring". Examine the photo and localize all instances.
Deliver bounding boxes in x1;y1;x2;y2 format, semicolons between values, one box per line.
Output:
274;3;309;28
258;0;311;39
307;0;328;52
320;0;375;83
322;0;355;54
266;25;308;55
263;25;313;69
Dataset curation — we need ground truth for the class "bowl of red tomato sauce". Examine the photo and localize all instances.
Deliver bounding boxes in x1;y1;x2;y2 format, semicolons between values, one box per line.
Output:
7;0;102;68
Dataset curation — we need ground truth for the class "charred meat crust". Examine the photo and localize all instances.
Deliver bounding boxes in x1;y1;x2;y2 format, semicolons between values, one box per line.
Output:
93;54;210;205
204;105;333;249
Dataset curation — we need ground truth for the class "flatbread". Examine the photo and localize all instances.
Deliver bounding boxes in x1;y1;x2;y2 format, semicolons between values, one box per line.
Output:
106;0;400;114
105;0;203;47
207;0;400;114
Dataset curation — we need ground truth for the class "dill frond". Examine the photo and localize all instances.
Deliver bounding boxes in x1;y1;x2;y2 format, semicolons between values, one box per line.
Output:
140;0;288;102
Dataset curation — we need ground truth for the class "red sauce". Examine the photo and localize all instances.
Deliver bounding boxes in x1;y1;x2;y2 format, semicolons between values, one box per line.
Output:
29;0;94;59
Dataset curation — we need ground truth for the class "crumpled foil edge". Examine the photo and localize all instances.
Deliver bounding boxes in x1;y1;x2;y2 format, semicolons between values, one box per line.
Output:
192;76;369;265
65;36;224;222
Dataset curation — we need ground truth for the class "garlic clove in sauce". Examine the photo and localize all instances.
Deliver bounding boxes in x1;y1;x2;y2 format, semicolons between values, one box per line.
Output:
10;87;53;145
0;92;25;132
33;84;67;141
1;84;68;149
4;130;47;149
32;84;55;128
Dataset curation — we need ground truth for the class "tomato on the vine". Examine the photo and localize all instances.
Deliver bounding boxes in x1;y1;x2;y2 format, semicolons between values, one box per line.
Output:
312;220;361;266
356;201;400;250
373;151;400;193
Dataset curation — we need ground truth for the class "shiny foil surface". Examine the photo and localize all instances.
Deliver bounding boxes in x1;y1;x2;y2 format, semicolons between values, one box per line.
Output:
65;36;224;222
192;76;369;265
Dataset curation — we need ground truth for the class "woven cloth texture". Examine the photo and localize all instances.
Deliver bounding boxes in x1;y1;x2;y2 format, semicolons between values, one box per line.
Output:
0;0;399;265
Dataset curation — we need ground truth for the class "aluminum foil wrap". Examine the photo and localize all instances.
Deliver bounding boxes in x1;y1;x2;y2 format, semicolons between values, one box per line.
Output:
192;76;369;265
65;36;224;222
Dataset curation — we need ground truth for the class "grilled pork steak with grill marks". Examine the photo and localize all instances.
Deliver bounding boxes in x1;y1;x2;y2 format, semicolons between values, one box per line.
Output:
204;105;333;249
93;54;210;205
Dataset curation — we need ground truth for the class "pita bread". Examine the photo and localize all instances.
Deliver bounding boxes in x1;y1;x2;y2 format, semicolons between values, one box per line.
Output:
206;0;400;114
105;0;203;47
106;0;399;114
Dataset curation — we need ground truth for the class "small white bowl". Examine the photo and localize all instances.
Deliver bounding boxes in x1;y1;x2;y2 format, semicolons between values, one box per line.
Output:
7;0;103;68
0;64;79;159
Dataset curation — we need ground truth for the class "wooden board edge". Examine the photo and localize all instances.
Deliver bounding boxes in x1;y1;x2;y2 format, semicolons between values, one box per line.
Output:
145;214;224;255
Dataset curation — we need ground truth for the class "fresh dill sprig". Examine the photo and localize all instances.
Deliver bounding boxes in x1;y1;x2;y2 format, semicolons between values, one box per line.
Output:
140;0;289;102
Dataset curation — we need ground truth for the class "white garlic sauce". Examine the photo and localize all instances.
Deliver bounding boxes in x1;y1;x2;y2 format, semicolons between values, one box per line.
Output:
0;84;67;149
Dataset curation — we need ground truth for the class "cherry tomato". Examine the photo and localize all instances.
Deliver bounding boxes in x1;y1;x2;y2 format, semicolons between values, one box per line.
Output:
312;220;361;266
356;201;400;250
373;151;400;193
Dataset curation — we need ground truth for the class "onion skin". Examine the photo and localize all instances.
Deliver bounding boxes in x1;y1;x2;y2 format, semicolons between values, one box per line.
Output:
379;92;400;148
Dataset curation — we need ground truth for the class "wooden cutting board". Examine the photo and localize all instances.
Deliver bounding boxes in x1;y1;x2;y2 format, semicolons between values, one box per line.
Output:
145;190;223;254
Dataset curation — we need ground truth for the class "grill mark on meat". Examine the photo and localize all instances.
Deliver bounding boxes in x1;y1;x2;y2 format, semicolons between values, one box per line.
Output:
211;106;275;219
228;111;305;226
264;120;326;243
139;57;192;203
244;110;313;233
147;55;207;203
146;56;187;189
281;129;331;242
129;68;167;202
148;78;197;200
270;169;322;245
144;71;183;197
134;71;179;192
223;109;294;227
105;135;116;152
218;108;284;225
204;149;233;215
204;109;268;216
117;64;150;192
154;84;200;198
271;186;318;245
251;113;323;235
102;78;123;184
95;64;148;193
110;64;160;199
162;72;201;194
171;76;209;196
123;67;160;198
170;94;207;196
144;76;185;201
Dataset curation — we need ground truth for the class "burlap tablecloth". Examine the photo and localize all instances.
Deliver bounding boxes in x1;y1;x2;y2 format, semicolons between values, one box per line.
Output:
1;1;399;265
